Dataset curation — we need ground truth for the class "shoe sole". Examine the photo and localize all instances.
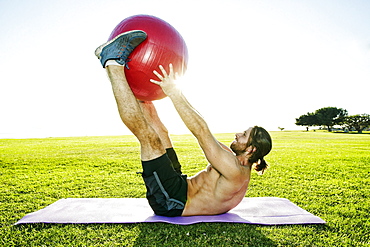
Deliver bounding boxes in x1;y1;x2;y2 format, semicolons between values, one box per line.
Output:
94;30;146;59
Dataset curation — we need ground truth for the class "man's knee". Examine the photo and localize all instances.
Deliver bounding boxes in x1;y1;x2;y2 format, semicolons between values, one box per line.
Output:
145;133;163;150
138;129;166;161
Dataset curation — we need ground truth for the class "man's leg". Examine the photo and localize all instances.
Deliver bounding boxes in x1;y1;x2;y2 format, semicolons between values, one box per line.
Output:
138;101;172;149
96;31;186;216
106;66;165;161
139;101;182;174
95;30;165;161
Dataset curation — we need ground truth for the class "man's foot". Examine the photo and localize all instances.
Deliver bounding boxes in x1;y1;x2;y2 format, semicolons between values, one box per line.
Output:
95;30;147;68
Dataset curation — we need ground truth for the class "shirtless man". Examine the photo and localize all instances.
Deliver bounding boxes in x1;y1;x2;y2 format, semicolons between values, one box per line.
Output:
95;30;272;216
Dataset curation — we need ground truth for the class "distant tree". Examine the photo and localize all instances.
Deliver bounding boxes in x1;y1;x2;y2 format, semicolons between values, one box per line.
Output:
295;112;317;131
343;114;370;133
295;107;348;132
315;107;348;132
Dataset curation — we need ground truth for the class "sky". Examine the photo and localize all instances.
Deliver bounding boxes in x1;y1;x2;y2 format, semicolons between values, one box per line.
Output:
1;0;369;138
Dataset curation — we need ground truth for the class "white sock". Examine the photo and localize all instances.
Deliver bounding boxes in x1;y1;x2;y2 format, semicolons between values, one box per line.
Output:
105;60;124;66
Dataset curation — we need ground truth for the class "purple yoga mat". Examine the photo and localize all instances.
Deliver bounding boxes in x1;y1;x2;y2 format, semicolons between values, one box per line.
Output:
15;197;325;225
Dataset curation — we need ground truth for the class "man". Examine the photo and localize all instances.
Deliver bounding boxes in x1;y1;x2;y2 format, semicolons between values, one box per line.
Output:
95;30;272;217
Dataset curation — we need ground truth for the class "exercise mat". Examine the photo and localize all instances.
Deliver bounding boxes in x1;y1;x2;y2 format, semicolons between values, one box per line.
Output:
15;197;325;225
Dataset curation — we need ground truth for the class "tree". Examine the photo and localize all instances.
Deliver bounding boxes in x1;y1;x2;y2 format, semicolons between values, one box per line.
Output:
314;107;348;132
295;112;317;131
343;114;370;133
295;107;348;131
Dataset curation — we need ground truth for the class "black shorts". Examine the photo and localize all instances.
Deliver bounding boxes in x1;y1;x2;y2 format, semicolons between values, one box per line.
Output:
141;151;187;217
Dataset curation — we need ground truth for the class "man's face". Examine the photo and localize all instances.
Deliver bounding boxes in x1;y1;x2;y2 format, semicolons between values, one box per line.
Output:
230;127;253;155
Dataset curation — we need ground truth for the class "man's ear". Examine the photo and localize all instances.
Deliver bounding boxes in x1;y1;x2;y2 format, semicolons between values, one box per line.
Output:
246;146;257;154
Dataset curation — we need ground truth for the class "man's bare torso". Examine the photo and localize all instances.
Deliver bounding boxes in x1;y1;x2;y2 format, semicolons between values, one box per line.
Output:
181;162;251;216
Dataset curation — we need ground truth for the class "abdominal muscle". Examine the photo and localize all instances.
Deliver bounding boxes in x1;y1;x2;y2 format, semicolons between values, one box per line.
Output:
181;164;248;216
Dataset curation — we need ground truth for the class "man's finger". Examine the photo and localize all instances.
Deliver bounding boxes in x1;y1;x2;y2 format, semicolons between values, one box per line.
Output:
153;70;163;80
169;63;173;76
159;65;168;77
150;79;160;85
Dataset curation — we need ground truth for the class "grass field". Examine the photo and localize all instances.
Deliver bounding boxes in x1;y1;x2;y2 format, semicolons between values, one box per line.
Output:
1;131;369;246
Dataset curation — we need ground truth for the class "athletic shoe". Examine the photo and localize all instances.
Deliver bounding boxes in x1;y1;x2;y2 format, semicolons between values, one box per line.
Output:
95;30;147;68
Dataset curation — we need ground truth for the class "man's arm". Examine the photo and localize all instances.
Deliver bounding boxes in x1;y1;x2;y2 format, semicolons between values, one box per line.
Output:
150;65;243;180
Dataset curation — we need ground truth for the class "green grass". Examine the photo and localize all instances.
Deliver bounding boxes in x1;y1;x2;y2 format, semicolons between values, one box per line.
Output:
1;132;369;246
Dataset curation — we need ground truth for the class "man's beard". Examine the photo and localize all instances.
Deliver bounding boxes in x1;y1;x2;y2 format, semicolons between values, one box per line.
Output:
230;141;247;156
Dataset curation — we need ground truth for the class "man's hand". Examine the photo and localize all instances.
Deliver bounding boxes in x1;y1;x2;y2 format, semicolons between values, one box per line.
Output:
150;64;180;97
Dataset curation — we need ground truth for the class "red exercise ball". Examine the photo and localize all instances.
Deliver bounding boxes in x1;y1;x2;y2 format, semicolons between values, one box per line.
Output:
108;15;188;101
